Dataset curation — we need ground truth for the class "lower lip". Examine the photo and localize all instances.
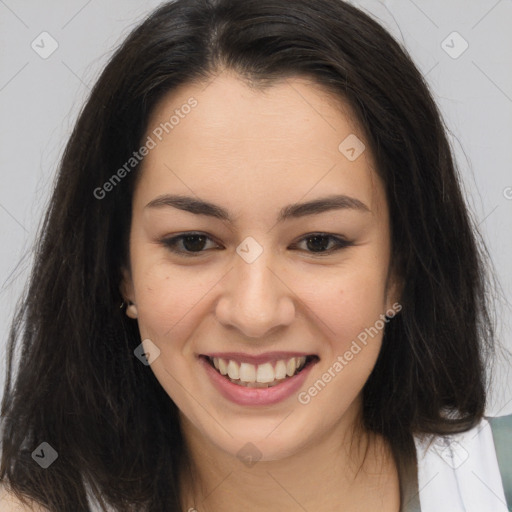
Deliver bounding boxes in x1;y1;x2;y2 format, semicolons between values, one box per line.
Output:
200;357;316;406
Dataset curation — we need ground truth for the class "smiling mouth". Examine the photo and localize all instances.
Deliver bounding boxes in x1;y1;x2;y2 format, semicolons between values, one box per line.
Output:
202;355;318;388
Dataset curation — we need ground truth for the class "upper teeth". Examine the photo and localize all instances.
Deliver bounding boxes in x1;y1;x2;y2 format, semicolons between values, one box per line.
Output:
212;356;307;383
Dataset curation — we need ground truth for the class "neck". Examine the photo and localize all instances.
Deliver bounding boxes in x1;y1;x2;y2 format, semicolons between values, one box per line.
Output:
178;401;400;512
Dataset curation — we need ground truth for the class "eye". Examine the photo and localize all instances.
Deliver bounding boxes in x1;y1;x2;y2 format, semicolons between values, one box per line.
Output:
161;232;219;257
292;233;353;254
160;232;353;257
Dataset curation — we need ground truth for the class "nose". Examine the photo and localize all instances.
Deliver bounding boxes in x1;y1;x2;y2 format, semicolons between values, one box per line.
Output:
215;247;296;339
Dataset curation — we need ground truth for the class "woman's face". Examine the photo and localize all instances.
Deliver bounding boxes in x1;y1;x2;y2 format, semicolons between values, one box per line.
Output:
122;71;400;461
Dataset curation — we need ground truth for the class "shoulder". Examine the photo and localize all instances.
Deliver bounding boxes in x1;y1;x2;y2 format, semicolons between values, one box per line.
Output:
0;484;50;512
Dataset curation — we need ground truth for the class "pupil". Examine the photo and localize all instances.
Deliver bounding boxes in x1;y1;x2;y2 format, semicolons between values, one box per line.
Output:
306;235;329;252
183;235;206;252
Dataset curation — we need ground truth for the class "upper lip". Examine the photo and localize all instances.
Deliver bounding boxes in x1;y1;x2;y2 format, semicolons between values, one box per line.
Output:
201;351;316;365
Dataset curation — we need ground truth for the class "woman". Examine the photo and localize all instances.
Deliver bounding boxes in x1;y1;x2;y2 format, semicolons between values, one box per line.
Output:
1;0;510;510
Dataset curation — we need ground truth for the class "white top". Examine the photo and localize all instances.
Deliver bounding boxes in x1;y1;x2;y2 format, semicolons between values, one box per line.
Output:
415;416;509;511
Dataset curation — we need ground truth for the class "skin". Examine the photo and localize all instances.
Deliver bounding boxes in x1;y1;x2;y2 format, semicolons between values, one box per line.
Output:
122;70;402;512
0;484;50;512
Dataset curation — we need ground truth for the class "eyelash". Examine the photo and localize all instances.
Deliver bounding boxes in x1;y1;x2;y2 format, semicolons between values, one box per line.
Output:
160;232;353;257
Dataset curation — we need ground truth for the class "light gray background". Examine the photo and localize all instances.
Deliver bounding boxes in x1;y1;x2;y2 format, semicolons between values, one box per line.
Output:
1;0;511;414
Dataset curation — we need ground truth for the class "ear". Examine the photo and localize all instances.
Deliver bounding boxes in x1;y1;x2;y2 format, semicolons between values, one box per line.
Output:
120;266;138;319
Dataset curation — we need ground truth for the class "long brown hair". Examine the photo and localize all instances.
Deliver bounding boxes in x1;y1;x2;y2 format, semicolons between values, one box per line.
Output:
1;0;496;509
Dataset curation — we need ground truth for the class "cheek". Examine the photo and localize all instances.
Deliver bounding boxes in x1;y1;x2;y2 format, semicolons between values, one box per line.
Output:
129;254;230;373
335;279;387;341
133;264;210;339
299;263;389;344
130;264;211;410
297;273;389;413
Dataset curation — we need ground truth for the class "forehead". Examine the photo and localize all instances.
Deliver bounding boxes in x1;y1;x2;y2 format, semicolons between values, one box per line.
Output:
135;71;386;219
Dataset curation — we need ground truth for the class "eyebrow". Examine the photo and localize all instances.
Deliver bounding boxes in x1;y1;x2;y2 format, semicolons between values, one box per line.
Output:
145;193;370;223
